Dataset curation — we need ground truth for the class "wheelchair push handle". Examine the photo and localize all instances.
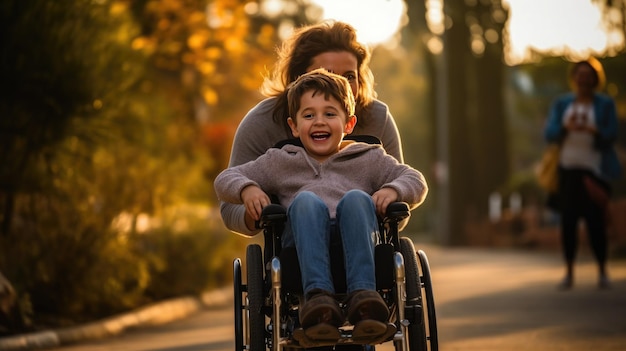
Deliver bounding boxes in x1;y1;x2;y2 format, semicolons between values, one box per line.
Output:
383;201;410;223
255;204;287;229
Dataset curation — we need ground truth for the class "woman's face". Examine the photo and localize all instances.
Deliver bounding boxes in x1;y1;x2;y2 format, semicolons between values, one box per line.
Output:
307;51;359;98
573;63;597;95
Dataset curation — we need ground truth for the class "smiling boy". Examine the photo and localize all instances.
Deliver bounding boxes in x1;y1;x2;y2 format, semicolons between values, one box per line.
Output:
214;69;427;343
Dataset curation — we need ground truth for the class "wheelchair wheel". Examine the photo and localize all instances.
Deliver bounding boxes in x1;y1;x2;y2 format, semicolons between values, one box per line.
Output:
417;250;438;351
399;237;427;351
234;258;244;351
247;244;266;351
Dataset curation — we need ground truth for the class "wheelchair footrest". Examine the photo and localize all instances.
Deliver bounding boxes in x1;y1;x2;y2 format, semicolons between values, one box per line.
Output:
291;322;396;348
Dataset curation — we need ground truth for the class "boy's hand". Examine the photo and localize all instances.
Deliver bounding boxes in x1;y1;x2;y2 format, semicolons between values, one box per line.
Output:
241;185;271;221
372;188;399;217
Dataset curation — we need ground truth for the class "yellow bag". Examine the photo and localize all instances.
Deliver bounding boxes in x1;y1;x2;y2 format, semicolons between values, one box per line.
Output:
535;144;560;193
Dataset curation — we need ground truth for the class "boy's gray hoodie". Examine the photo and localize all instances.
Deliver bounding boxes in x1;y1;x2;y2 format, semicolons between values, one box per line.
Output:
214;141;427;218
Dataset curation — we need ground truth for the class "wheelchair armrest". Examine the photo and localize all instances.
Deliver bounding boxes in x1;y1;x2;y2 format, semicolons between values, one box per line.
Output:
384;202;410;223
255;204;287;229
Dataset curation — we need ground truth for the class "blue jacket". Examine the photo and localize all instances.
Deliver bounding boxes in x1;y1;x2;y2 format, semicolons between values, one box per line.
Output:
544;92;622;180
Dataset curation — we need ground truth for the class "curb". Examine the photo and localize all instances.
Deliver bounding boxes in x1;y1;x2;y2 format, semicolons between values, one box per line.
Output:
0;287;231;351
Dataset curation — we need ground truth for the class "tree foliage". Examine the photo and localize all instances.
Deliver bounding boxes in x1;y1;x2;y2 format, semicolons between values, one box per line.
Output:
402;0;511;244
0;0;303;332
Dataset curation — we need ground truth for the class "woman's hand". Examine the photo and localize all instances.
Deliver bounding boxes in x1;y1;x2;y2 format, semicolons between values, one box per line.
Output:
241;185;271;222
372;188;399;217
565;118;584;131
565;116;596;134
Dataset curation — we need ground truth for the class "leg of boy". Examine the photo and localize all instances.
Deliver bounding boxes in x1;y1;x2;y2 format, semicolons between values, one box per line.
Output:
288;191;343;333
288;191;335;295
337;189;378;293
337;190;389;329
336;190;389;343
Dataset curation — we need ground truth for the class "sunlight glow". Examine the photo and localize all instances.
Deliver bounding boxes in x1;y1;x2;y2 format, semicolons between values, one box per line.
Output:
425;0;445;35
310;0;406;47
314;0;624;65
503;0;624;64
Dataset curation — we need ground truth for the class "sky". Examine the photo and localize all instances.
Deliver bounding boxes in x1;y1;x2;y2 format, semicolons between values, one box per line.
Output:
503;0;620;64
310;0;406;46
310;0;623;65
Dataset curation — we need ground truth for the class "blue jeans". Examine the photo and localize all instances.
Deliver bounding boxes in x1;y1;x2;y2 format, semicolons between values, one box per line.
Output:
284;190;379;295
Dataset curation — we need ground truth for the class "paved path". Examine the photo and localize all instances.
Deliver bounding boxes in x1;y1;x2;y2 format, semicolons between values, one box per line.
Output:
410;246;626;351
2;245;625;350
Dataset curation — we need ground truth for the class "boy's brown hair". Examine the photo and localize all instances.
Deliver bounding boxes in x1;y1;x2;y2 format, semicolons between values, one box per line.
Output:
286;68;356;123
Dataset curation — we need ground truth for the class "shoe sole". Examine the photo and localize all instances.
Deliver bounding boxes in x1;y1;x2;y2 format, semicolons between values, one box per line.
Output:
292;330;336;348
304;323;342;341
293;323;396;347
352;321;396;344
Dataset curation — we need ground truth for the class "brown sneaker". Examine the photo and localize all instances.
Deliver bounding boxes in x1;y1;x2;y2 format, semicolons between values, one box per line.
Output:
345;290;389;325
299;290;343;329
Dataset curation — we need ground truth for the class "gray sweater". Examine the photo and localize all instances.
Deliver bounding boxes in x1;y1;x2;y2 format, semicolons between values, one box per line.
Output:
220;97;405;235
214;141;427;219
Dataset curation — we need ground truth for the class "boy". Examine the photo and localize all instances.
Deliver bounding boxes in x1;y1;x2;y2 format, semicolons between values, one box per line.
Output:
214;69;427;342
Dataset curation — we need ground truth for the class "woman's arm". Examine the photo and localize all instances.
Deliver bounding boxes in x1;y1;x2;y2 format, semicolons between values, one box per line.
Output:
544;94;572;143
218;98;291;236
379;108;404;163
593;94;619;146
217;148;280;235
354;100;404;163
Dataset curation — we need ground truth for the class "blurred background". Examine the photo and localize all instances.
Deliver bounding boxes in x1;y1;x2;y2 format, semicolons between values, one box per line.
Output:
1;0;625;335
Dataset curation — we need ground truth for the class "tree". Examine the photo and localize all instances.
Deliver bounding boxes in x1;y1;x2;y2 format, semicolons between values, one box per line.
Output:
127;0;319;180
403;0;510;244
0;0;326;331
0;0;159;324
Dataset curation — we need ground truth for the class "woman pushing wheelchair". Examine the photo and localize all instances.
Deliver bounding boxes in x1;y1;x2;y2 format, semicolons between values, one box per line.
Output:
219;20;405;237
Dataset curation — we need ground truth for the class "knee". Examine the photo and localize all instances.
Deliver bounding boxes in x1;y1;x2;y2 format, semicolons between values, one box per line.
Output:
341;189;372;205
289;191;325;212
337;190;376;220
339;190;374;213
293;191;322;204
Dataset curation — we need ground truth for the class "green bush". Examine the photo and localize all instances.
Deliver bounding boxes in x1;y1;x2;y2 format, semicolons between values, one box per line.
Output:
0;198;246;331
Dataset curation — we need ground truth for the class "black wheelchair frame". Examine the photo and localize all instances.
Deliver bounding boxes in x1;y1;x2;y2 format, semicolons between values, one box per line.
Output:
233;202;438;351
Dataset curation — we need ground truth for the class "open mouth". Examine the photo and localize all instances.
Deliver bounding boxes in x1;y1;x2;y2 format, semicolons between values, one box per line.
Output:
311;132;330;141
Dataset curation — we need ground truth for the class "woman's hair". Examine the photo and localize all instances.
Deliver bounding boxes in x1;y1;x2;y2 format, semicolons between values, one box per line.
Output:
262;21;376;129
569;57;606;91
287;68;356;122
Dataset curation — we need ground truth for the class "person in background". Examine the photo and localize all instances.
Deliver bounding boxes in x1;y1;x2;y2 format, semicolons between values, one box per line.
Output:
544;57;622;290
220;20;404;237
214;69;427;345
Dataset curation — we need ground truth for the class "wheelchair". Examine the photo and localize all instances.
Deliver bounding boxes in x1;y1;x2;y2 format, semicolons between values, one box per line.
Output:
233;200;438;351
231;135;437;350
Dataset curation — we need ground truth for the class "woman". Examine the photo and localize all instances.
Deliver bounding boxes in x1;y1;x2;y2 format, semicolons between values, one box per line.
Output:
544;58;622;290
220;20;404;236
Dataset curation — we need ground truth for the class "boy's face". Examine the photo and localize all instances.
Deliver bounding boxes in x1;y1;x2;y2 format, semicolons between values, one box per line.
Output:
287;90;356;163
